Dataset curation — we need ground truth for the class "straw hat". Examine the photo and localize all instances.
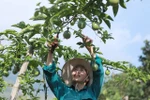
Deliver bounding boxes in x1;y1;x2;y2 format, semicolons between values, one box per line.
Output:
61;58;93;87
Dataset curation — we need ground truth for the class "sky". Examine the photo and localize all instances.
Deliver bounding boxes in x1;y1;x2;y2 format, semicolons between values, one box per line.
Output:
0;0;150;99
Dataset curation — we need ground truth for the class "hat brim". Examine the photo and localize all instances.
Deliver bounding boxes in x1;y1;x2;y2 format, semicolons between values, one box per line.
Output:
61;58;93;87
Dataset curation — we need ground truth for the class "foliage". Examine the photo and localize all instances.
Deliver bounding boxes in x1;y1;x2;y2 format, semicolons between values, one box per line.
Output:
139;40;150;73
139;40;150;99
99;73;145;100
99;40;150;100
0;0;147;99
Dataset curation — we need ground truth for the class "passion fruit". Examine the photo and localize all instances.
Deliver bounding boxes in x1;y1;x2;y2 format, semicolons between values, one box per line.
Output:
105;69;110;75
63;30;71;39
34;69;40;76
108;0;119;6
92;22;99;30
78;18;86;29
92;63;98;71
0;44;4;50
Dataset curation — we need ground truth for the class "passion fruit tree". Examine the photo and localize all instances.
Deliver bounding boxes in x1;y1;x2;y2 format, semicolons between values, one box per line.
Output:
0;0;149;99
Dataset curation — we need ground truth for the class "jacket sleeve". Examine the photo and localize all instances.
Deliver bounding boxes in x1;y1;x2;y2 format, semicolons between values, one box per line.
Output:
43;62;68;99
91;55;104;98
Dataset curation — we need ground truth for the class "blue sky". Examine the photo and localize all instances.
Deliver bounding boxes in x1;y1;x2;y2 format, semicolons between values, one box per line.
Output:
0;0;150;99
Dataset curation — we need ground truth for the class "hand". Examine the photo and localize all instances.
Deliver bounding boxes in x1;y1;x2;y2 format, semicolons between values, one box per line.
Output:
47;34;59;53
82;34;94;57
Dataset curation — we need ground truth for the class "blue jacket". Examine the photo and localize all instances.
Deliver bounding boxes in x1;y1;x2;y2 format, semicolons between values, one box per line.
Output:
43;55;104;100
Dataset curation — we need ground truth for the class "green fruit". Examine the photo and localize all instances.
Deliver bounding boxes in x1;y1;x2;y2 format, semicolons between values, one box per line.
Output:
0;44;4;50
108;0;119;6
136;79;141;83
70;19;76;26
70;21;75;26
70;18;77;26
34;43;40;49
92;22;99;30
92;64;98;71
78;19;86;29
34;69;40;76
31;68;40;77
63;30;71;39
105;69;110;75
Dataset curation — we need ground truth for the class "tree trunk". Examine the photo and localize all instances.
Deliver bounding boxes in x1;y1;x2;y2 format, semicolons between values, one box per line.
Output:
10;62;29;100
123;96;129;100
10;46;33;100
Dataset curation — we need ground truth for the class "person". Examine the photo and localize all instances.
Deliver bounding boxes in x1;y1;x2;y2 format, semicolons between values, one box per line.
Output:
43;34;104;100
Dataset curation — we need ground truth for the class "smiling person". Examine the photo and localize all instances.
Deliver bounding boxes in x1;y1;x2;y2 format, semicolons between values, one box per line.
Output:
43;34;104;100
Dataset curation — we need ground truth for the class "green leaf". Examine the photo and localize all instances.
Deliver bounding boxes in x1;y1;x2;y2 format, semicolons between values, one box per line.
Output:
12;21;26;29
28;32;36;39
96;51;103;55
120;0;127;9
76;42;83;45
34;10;39;16
49;0;55;4
36;2;41;6
30;14;47;21
3;29;17;36
79;45;84;48
101;37;106;43
106;15;114;21
19;26;33;35
35;79;42;83
103;19;111;28
28;45;34;55
40;6;47;13
102;14;114;21
112;5;119;17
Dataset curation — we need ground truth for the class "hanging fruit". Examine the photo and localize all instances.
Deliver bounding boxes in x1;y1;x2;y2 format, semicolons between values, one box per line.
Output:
63;28;71;39
92;63;98;71
108;0;119;6
78;18;86;29
105;68;110;75
33;68;40;77
92;22;100;30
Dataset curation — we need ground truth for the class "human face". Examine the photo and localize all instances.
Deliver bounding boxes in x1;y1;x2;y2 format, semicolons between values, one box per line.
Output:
71;66;88;83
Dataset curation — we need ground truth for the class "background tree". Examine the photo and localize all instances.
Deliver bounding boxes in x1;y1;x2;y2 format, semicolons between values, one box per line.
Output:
98;73;145;100
139;40;150;99
98;40;150;100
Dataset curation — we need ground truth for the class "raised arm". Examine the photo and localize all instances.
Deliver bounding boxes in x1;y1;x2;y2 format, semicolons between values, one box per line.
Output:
81;34;94;58
43;35;67;99
82;34;104;98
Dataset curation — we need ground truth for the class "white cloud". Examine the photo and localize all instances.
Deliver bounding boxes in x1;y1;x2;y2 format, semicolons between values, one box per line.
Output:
144;34;150;40
58;20;146;68
87;22;144;67
98;28;133;61
129;33;142;44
